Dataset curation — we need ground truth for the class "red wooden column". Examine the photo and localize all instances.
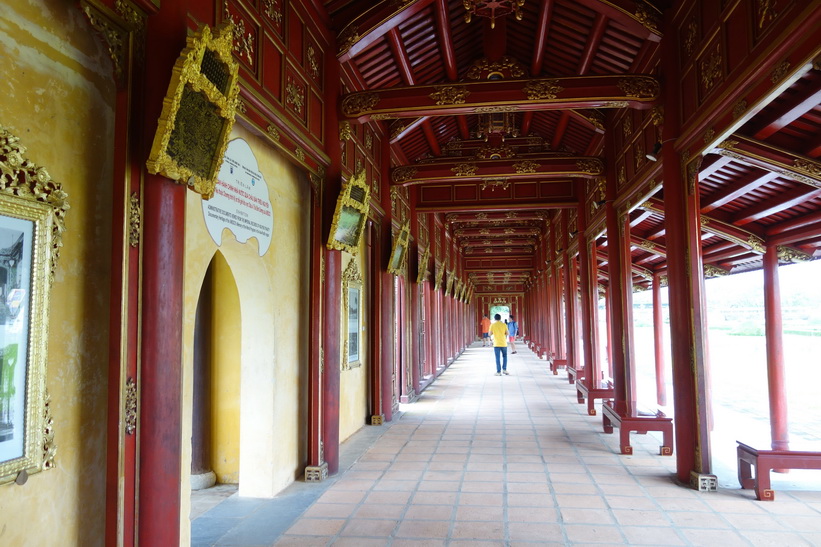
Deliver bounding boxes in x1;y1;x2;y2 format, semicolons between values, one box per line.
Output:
367;220;385;425
137;3;187;544
562;216;578;370
652;272;668;406
662;20;712;484
577;203;597;387
408;193;421;401
604;286;613;378
763;245;789;451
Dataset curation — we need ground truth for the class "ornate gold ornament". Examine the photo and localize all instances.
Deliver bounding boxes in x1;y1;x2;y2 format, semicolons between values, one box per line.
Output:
285;80;305;114
262;0;283;24
370;113;397;121
506;211;518;219
125;377;138;435
452;162;478;176
603;101;629;108
387;222;411;276
263;125;279;143
480;177;511;191
307;45;319;81
341;259;363;370
295;147;305;162
777;245;811;263
338;25;360;54
770;61;791;84
327;169;371;254
638;240;656;251
339;121;352;142
659;275;668;287
391;166;418;184
236;100;247;114
476;212;488;219
687;156;701;195
0;127;69;484
342;92;380;116
622;116;633;138
365;131;373;150
434;262;445;291
577;159;603;175
732;100;748;120
757;0;776;29
429;85;470;105
523;79;563;100
223;7;254;65
618;166;627;187
683;18;698;58
700;52;722;91
512;160;539;174
81;0;133;84
466;56;526;79
703;128;716;145
747;235;766;253
417;245;431;284
635;144;645;167
703;264;730;278
794;158;821;179
145;23;240;198
129;192;140;247
617;77;660;98
473;105;519;114
390;121;407;139
634;0;661;34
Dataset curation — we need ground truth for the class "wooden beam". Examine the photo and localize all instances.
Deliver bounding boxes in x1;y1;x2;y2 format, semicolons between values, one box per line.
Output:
391;156;603;185
731;187;821;226
578;13;608;75
700;171;778;213
551;111;571;151
574;0;662;41
531;0;554;76
434;0;458;81
342;75;660;123
752;72;821;139
713;135;821;189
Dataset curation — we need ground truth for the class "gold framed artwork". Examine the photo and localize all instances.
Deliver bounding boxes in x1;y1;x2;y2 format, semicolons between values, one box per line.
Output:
341;260;363;370
0;126;67;485
146;22;240;198
327;170;371;254
433;262;444;291
416;245;431;285
444;270;455;296
387;221;410;276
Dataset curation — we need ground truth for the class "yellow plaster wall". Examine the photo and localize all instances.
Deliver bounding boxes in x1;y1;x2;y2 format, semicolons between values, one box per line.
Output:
0;1;115;545
210;253;241;483
180;123;310;544
339;247;369;443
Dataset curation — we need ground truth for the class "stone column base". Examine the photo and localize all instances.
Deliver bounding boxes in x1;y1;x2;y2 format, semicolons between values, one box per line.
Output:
370;415;384;425
690;471;718;492
304;462;328;482
191;470;216;491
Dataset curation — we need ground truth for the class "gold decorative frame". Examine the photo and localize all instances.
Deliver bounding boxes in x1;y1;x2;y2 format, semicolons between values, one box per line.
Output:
327;170;371;254
416;245;431;284
445;270;455;297
433;262;445;291
341;260;363;370
387;221;410;276
145;22;240;198
0;125;68;485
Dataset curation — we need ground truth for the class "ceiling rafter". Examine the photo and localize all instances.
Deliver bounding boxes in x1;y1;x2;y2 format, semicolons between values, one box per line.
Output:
712;134;821;190
731;187;821;226
700;171;779;213
752;73;821;139
337;0;436;62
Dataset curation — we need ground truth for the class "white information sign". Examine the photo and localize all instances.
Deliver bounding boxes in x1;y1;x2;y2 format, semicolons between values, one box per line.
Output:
203;138;273;256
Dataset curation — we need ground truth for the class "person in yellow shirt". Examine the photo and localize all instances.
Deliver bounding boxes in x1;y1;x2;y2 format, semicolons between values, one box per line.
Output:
489;313;509;375
480;314;492;346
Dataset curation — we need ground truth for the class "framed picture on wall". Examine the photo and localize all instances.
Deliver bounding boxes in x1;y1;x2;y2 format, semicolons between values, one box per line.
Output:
327;170;371;255
341;260;363;370
387;221;410;276
0;125;68;484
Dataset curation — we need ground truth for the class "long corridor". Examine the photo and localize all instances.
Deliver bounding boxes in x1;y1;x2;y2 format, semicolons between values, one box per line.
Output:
193;344;821;546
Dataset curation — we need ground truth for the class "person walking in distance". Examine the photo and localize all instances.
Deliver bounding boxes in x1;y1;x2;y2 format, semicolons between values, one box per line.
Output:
480;314;491;347
507;314;519;354
490;313;509;375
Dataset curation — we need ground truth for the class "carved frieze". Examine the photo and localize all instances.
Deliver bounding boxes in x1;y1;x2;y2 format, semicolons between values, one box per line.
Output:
576;159;603;175
129;192;140;247
342;92;380;116
392;166;417;183
617;77;660;98
223;7;254;65
513;160;539;174
452;162;478;176
700;51;722;91
125;377;137;435
480;177;510;191
523;79;563;100
777;245;811;263
429;85;470;105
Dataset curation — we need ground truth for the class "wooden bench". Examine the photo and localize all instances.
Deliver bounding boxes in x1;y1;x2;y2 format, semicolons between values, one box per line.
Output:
550;357;566;375
576;380;614;416
601;401;673;456
737;441;821;501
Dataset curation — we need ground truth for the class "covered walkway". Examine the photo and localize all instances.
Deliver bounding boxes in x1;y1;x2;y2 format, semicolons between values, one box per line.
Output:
193;345;821;546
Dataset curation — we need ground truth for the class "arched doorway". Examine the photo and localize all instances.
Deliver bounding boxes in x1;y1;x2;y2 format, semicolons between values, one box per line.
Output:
191;252;241;490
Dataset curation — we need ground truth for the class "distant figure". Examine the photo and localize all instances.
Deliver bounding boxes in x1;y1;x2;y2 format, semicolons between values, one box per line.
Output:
480;314;491;346
490;313;509;375
507;314;519;354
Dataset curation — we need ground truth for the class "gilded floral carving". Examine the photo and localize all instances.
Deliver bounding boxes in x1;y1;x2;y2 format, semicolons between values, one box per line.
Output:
617;77;660;98
732;100;747;120
129;192;140;247
513;160;539;174
339;121;352;141
392;166;418;183
342;92;380;116
338;25;359;54
429;85;470;105
523;79;564;100
452;162;478;176
224;8;254;65
777;245;811;263
770;61;791;84
286;80;305;114
576;159;603;175
701;52;722;91
480;177;510;191
125;377;137;435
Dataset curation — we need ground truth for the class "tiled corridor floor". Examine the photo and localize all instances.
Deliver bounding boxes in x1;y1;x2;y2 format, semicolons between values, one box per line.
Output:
193;344;821;546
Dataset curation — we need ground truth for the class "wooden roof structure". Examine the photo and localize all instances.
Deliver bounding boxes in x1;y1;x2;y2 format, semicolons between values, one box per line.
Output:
326;0;821;292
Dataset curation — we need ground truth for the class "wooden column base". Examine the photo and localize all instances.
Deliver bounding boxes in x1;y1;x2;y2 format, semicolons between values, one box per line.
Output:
304;462;329;482
690;470;718;492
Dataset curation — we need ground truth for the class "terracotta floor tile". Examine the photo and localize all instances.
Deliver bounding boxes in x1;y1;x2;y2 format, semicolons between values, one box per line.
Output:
417;480;461;492
451;520;505;540
316;490;367;505
506;506;558;523
507;521;564;542
621;525;686;545
391;539;447;547
459;492;504;506
403;504;454;520
273;536;332;546
680;528;751;546
667;511;732;529
563;523;625;544
554;494;608;508
284;518;346;536
739;530;816;546
460;480;505;493
330;538;389;546
353;503;407;519
338;517;398;537
394;519;450;539
363;490;412;505
610;508;669;526
302;503;358;518
411;491;458;505
507;492;555;507
455;504;504;521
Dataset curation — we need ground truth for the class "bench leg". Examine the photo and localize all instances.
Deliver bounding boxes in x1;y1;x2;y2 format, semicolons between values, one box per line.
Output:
660;425;673;456
619;428;633;455
576;388;584;404
755;467;775;501
568;371;575;384
738;457;755;490
587;397;597;416
602;413;613;434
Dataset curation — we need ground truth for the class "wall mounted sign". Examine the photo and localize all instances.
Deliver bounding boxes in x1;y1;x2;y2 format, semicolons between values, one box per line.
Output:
202;138;273;256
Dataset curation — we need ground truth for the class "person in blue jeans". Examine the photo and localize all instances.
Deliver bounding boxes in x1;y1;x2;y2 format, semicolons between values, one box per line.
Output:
489;313;509;375
507;314;518;354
